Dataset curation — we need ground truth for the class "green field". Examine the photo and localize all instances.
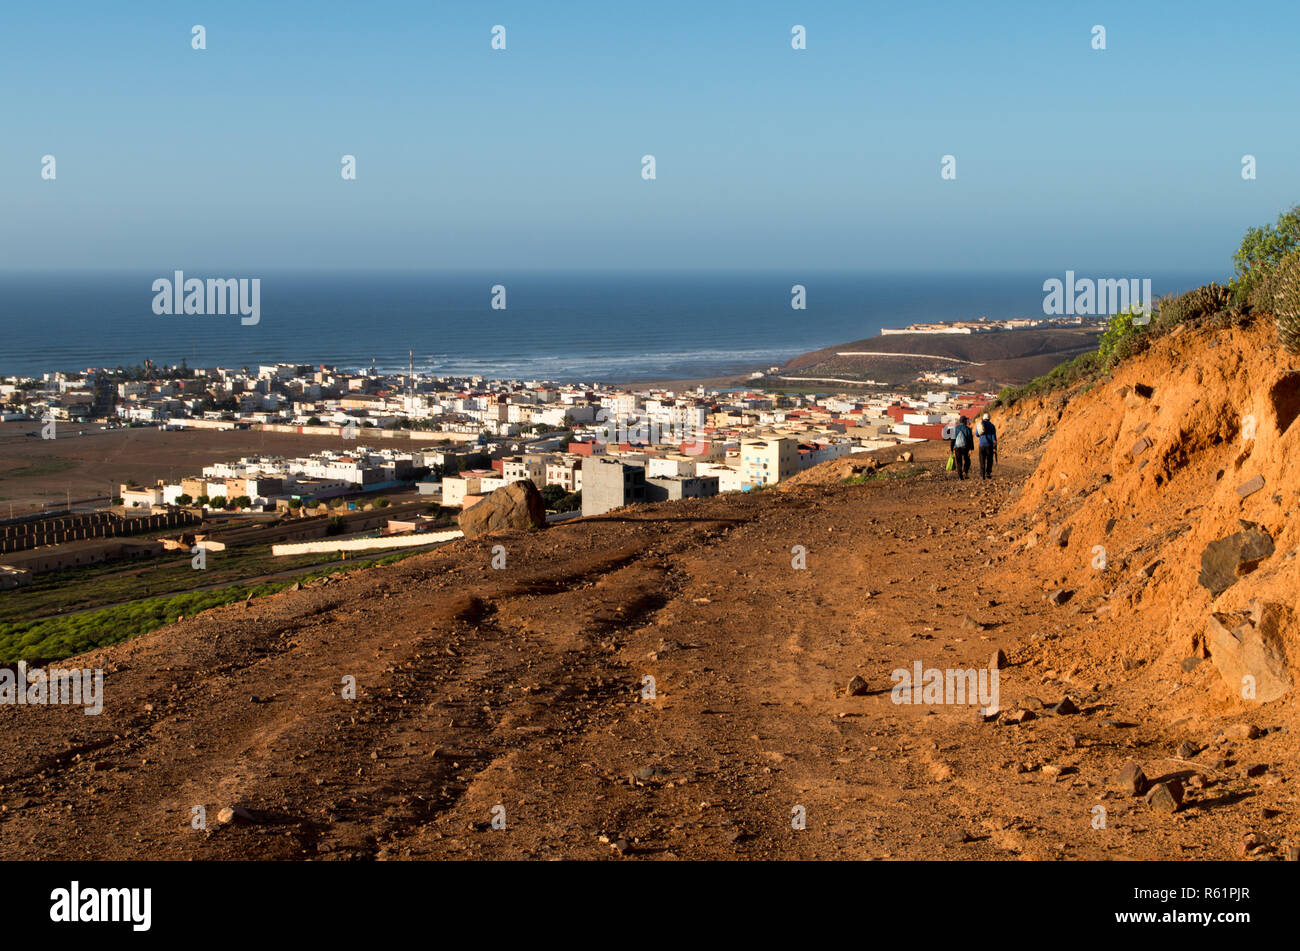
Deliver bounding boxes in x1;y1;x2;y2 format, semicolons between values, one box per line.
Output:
0;546;431;664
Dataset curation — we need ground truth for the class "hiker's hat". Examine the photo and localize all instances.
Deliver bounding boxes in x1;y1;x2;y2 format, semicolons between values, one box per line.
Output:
983;413;990;420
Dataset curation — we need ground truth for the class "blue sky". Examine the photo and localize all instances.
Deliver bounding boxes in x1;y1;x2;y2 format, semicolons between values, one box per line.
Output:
1;0;1296;273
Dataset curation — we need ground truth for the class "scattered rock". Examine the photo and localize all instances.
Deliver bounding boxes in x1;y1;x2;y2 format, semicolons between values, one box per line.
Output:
1236;475;1265;498
1145;779;1183;813
1206;603;1292;702
1004;709;1035;725
846;675;870;697
1175;740;1200;760
1116;760;1148;796
1047;589;1074;606
217;805;257;825
1223;723;1261;741
1050;697;1078;715
1198;525;1275;596
458;481;548;538
990;649;1008;670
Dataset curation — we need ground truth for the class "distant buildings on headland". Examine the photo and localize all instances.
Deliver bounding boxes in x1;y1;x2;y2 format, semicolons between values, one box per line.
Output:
1;360;998;524
881;315;1101;335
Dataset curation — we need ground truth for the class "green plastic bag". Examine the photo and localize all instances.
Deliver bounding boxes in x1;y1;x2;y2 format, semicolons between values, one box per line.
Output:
946;454;955;471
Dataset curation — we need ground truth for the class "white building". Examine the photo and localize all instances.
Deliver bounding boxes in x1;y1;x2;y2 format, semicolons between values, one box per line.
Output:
696;462;745;494
740;437;799;489
646;455;697;479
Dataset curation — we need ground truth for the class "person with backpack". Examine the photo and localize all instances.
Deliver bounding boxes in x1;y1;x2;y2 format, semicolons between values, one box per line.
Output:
976;412;998;479
950;416;974;480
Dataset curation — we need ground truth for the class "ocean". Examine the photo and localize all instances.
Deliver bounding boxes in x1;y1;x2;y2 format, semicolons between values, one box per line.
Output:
0;271;1217;382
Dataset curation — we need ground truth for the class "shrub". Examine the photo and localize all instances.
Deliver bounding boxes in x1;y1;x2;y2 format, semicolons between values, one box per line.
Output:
1098;307;1151;369
1230;205;1300;307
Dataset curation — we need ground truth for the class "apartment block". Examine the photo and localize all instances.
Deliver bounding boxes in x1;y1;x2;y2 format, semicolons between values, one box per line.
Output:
544;457;583;492
740;436;799;489
581;458;647;517
646;475;719;502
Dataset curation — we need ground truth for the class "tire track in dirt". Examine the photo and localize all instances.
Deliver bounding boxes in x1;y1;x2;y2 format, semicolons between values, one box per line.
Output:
1;445;1289;859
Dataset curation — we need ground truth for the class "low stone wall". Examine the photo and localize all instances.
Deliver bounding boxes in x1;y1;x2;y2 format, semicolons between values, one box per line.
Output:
271;531;462;556
0;510;200;554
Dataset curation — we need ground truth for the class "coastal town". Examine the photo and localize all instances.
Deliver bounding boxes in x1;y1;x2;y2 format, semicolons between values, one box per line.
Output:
0;358;994;587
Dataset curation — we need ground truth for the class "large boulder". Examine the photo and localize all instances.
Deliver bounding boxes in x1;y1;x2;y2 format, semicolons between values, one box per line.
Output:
458;481;547;539
1206;601;1292;703
1198;523;1275;596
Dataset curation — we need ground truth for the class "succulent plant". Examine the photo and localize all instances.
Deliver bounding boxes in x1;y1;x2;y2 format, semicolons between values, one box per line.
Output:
1156;281;1230;329
1274;250;1300;354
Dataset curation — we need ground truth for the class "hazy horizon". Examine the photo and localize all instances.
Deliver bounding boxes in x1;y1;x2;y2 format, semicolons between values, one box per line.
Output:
0;269;1220;380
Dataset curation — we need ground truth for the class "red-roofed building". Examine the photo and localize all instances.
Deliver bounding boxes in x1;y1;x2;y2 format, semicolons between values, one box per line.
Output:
908;423;946;440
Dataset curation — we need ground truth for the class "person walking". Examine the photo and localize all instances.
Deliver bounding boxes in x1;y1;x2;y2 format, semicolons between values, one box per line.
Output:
950;416;974;480
976;412;998;480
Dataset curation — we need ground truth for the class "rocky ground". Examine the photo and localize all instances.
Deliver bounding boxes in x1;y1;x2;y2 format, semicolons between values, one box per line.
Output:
2;435;1293;861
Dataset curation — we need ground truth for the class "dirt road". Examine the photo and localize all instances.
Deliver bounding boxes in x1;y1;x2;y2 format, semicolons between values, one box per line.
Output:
1;444;1290;859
